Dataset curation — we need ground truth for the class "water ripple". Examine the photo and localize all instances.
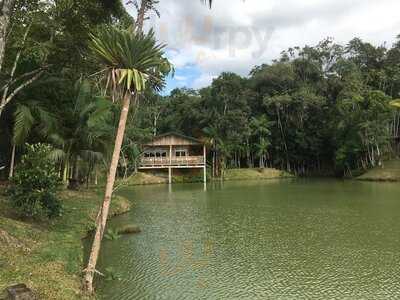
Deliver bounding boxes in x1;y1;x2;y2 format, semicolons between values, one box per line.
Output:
92;180;400;299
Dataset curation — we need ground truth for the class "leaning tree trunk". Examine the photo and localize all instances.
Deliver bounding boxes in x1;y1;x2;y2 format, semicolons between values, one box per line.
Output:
83;92;131;293
83;4;147;293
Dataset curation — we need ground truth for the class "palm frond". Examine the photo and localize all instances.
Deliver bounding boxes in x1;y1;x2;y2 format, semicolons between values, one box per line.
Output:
34;104;58;138
48;148;67;162
87;98;113;128
48;133;65;147
80;150;104;163
89;26;172;95
390;99;400;108
13;104;35;145
75;80;93;112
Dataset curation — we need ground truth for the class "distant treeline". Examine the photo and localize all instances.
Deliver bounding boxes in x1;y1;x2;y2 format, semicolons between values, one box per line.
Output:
138;36;400;176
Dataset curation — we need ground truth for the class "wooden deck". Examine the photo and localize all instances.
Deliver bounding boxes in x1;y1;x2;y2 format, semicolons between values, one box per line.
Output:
139;156;205;169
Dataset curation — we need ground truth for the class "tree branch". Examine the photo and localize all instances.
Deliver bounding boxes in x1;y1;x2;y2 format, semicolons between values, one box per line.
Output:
3;69;44;106
0;65;50;92
1;23;32;103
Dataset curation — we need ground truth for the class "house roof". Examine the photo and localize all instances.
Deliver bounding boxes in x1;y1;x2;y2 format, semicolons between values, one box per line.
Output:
145;132;204;146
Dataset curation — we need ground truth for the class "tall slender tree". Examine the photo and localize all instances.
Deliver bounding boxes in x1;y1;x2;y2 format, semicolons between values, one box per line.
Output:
82;26;171;293
0;0;16;71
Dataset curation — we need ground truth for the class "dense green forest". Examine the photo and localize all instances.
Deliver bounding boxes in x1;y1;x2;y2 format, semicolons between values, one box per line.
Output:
126;36;400;177
0;0;132;182
1;0;400;182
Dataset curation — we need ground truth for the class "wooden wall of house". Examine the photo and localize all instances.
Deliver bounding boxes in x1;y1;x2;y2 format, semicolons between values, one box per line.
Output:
146;135;201;146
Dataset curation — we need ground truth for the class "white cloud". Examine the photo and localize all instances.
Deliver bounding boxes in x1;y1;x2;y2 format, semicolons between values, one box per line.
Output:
174;75;187;81
125;0;400;89
192;73;217;89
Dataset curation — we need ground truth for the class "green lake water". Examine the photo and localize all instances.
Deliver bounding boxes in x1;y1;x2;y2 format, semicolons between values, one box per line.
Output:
94;179;400;299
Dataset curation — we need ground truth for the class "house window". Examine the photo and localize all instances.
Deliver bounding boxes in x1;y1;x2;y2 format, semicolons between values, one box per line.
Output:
156;151;167;158
145;150;167;158
175;150;187;157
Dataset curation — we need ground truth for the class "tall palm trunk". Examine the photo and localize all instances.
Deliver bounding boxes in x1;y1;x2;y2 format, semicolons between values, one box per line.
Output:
83;92;131;293
82;7;153;293
62;161;68;182
8;144;15;178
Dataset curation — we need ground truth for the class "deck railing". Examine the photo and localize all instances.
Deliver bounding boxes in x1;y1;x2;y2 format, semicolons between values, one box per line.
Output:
140;156;204;167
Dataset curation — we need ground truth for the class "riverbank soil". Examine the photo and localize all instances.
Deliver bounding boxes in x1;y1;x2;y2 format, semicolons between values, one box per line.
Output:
357;160;400;181
0;188;131;299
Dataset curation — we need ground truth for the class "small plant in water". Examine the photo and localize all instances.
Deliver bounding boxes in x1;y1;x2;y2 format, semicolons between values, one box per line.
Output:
104;229;121;241
104;267;122;281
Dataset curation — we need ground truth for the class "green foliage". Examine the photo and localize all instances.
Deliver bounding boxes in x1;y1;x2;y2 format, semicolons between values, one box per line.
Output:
1;0;400;182
0;188;131;298
0;0;132;180
48;79;113;184
8;143;62;219
89;26;172;95
104;267;122;281
104;228;121;241
152;36;400;176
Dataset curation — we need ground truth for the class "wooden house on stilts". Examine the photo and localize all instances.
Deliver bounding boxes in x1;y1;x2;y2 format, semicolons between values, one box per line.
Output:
139;133;206;184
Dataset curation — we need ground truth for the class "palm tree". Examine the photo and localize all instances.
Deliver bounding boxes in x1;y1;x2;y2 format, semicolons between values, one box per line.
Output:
256;138;270;168
48;80;113;187
250;115;272;168
9;100;57;178
128;0;160;30
83;26;171;293
203;125;220;176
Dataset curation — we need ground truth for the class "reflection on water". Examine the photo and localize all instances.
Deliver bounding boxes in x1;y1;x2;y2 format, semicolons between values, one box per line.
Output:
94;179;400;299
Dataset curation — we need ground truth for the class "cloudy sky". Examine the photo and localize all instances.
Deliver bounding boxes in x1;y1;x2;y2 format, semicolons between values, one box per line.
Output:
125;0;400;94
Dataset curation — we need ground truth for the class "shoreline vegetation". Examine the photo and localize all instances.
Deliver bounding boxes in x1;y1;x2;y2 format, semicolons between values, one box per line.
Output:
222;168;294;181
357;160;400;182
121;168;294;186
0;188;131;299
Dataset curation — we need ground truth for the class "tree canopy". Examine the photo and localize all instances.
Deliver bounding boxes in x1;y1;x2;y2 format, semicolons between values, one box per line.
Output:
0;1;399;180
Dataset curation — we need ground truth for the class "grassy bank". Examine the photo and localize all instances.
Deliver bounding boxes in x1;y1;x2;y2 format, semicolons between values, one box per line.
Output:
223;168;294;181
357;160;400;182
0;188;131;299
121;168;293;186
120;172;168;185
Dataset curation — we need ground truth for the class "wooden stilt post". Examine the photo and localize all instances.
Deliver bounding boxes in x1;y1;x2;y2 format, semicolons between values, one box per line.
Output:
169;145;172;184
203;145;207;183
